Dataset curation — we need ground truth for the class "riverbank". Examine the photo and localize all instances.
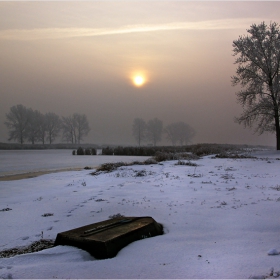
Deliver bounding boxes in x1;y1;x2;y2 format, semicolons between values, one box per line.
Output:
0;167;85;181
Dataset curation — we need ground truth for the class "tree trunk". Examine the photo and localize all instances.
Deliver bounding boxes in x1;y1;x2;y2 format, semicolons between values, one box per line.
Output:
270;85;280;150
275;110;280;150
276;125;280;150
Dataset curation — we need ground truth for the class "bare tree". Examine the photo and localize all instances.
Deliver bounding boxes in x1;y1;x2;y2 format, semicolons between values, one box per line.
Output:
36;112;47;144
26;109;42;144
61;113;90;144
165;122;178;146
146;118;163;146
165;121;195;146
232;22;280;150
45;112;61;144
61;115;76;144
4;104;30;144
73;113;90;144
132;118;147;146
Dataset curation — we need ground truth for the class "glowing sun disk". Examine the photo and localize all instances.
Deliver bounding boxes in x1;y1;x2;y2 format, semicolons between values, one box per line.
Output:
133;75;145;87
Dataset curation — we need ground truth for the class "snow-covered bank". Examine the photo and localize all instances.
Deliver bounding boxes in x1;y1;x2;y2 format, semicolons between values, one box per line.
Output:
1;150;280;279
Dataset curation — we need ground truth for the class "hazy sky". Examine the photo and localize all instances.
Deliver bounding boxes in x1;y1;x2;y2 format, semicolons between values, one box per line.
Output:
1;1;280;146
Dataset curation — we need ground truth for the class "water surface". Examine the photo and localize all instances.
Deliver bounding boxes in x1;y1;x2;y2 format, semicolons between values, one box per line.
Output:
0;150;149;176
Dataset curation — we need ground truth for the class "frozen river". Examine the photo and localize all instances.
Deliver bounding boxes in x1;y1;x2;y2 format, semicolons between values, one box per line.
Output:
0;149;150;177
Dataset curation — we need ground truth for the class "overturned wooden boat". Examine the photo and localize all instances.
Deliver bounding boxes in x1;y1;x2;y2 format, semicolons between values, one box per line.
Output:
54;216;163;259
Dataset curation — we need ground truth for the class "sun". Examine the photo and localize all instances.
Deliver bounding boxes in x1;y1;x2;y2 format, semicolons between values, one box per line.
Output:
130;71;147;87
133;75;145;87
129;70;148;87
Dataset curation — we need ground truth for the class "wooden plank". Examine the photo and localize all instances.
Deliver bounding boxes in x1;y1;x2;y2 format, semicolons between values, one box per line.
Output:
54;216;163;259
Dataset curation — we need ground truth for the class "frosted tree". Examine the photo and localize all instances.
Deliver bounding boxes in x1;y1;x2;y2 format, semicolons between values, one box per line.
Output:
4;104;30;144
132;118;147;146
232;22;280;149
165;122;195;146
146;118;163;146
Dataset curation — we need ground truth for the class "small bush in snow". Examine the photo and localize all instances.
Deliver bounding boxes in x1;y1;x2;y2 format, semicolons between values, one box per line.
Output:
214;152;256;159
175;160;198;166
144;158;157;165
95;162;127;173
153;152;199;162
153;152;177;162
90;158;160;176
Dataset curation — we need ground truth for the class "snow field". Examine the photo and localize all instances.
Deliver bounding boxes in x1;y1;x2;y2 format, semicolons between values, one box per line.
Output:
1;151;280;278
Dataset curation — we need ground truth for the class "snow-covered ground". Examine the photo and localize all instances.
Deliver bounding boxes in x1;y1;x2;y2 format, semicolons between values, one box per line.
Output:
1;149;280;279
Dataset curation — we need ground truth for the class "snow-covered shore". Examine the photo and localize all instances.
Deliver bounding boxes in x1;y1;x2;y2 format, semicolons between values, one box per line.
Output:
1;149;280;279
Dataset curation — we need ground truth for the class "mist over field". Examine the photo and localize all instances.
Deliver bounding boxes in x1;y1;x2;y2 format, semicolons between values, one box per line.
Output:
1;2;280;146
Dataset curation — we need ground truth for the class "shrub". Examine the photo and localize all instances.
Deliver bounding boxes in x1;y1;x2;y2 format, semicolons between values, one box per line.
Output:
153;152;176;162
77;147;84;155
144;158;158;165
190;144;241;156
175;160;198;166
96;162;127;172
114;146;124;155
85;148;91;155
131;160;144;165
90;158;159;176
190;144;220;156
91;148;97;155
153;151;199;162
102;146;114;155
84;166;92;170
72;150;76;155
214;152;256;159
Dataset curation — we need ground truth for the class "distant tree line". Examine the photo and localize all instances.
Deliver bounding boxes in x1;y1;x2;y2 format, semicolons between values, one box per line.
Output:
4;104;90;145
74;143;246;158
101;146;158;156
132;117;195;146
